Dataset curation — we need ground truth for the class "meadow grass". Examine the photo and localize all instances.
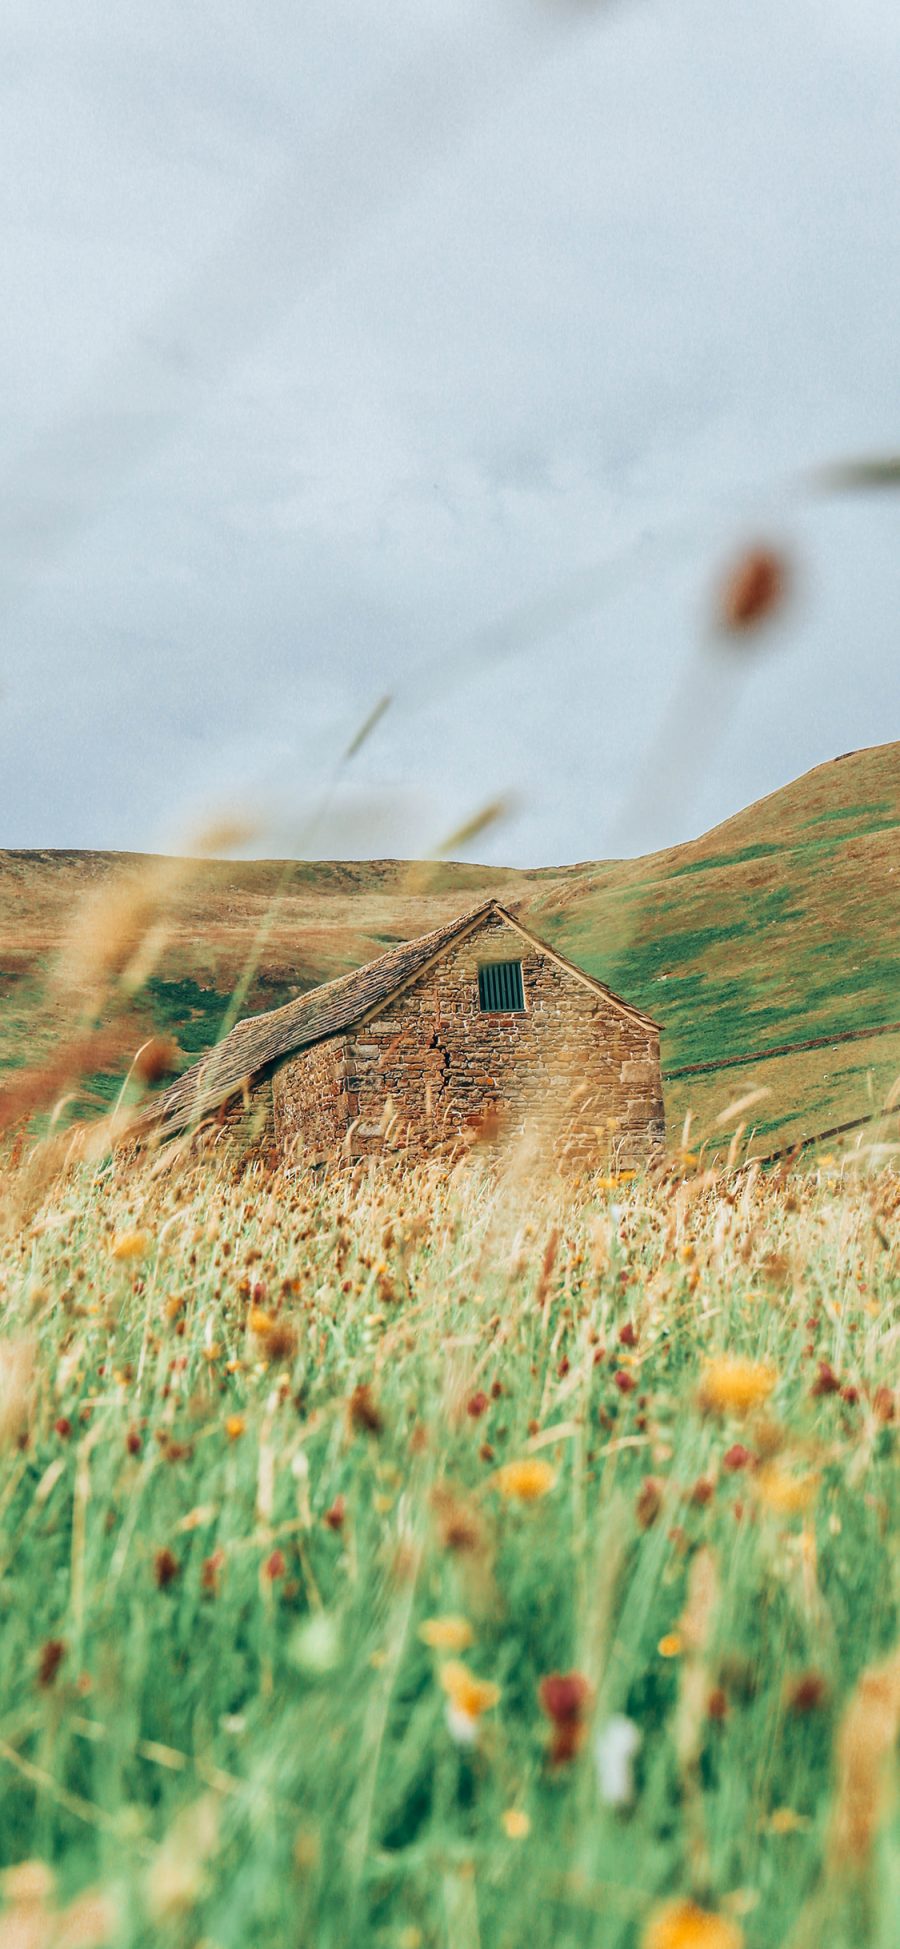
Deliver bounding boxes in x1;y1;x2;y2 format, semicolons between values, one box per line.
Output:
0;1143;897;1948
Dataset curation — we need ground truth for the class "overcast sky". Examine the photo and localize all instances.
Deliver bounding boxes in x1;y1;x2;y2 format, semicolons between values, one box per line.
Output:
0;0;897;866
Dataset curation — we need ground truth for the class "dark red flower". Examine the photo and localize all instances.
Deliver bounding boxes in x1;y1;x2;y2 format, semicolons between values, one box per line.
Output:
538;1670;593;1764
37;1639;66;1688
323;1495;346;1532
265;1549;286;1580
54;1417;72;1440
467;1391;489;1419
154;1547;181;1589
539;1670;592;1726
636;1475;664;1530
786;1671;828;1714
614;1371;635;1394
723;1443;752;1472
618;1322;638;1348
349;1384;383;1435
811;1361;841;1397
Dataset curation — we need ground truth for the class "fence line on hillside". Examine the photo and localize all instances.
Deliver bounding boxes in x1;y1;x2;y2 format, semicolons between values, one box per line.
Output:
662;1017;900;1082
745;1100;899;1169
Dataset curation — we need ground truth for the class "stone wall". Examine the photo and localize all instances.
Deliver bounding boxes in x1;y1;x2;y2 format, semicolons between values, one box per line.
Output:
267;911;664;1169
208;1077;275;1153
271;1036;349;1164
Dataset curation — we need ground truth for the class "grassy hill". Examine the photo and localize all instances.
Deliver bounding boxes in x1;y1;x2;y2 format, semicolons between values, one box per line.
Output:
1;740;898;1158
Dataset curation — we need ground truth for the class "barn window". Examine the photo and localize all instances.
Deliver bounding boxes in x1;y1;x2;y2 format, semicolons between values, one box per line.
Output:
478;960;525;1012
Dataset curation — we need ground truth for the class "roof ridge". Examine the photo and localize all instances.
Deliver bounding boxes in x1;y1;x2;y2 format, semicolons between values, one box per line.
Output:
232;896;501;1030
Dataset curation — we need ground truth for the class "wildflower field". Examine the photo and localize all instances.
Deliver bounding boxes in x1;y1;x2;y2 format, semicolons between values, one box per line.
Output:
0;1146;897;1949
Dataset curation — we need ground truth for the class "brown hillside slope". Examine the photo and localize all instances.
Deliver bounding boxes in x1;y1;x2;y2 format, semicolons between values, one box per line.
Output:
0;741;897;1154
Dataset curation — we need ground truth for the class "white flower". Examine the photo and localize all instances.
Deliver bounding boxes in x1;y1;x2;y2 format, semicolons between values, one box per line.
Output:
594;1714;641;1806
445;1702;481;1746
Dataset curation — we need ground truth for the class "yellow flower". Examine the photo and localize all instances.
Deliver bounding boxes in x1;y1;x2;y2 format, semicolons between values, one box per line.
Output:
439;1660;501;1721
110;1231;151;1262
658;1633;683;1659
247;1307;275;1337
493;1458;557;1502
697;1357;777;1417
642;1897;743;1949
225;1415;245;1441
501;1807;531;1840
755;1464;818;1516
419;1615;474;1653
767;1807;810;1834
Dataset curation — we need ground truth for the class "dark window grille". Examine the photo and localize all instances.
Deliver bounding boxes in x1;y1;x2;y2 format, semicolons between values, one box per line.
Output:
478;960;525;1013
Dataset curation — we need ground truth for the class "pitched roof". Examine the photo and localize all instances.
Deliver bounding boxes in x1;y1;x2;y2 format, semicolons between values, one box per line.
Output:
142;899;658;1138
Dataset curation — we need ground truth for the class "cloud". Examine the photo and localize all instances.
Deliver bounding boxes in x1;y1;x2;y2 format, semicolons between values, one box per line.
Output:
0;0;896;862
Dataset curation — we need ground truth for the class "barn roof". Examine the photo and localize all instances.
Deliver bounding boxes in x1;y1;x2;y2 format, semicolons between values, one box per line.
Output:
142;899;658;1139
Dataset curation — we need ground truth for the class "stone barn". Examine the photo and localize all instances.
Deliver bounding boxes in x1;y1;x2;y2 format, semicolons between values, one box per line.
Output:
147;901;664;1168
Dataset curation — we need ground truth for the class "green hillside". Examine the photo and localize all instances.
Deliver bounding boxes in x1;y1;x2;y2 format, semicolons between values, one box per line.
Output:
533;741;899;1069
1;741;897;1158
